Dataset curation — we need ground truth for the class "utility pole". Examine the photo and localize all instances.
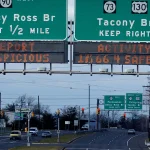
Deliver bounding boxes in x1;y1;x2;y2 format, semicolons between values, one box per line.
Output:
0;92;1;134
143;85;150;141
56;109;60;143
108;111;110;129
0;92;1;119
88;84;90;131
38;96;40;129
19;98;23;131
78;106;80;131
27;103;30;147
97;99;99;130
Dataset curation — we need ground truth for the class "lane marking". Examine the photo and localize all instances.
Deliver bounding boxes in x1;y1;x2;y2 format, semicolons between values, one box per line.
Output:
65;149;122;150
66;148;88;150
10;141;17;143
127;133;146;146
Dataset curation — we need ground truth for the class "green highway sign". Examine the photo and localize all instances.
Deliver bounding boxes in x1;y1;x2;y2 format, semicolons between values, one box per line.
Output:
126;93;142;110
75;0;150;42
14;113;23;121
0;0;67;40
104;95;125;110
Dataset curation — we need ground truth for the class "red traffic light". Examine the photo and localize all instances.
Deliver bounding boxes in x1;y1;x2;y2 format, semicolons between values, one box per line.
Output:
81;108;84;113
123;113;126;118
31;112;34;117
96;108;100;114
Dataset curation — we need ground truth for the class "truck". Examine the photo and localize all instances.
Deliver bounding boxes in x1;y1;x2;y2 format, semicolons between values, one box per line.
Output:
81;121;97;130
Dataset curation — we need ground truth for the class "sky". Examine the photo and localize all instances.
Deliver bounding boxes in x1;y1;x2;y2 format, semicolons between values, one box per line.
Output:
0;0;150;116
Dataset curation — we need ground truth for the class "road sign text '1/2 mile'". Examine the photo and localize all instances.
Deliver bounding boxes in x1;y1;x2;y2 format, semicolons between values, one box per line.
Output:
75;0;150;42
0;0;67;40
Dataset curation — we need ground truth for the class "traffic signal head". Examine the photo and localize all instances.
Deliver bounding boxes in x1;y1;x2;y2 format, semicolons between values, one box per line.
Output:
81;108;84;114
123;113;126;119
98;108;100;114
0;110;4;117
56;109;60;115
31;112;34;117
96;108;100;115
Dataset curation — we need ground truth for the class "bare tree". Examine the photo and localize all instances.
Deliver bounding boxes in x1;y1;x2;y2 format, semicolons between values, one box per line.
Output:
139;114;148;132
32;104;50;114
15;94;35;107
60;106;78;118
111;111;119;123
130;111;139;119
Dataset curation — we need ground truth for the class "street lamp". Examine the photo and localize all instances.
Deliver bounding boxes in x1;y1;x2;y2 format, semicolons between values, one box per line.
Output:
26;103;30;147
56;109;60;143
88;84;90;131
143;85;150;141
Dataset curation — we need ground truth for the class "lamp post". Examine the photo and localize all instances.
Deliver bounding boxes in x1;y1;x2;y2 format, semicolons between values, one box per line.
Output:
27;104;30;147
88;84;90;131
56;109;60;143
143;85;150;141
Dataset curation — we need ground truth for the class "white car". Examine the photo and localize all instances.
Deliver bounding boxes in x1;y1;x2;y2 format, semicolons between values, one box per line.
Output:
42;131;52;138
29;127;38;136
128;129;135;135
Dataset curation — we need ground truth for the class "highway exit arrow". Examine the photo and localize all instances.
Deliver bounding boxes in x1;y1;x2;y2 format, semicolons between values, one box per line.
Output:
126;93;142;110
104;95;125;110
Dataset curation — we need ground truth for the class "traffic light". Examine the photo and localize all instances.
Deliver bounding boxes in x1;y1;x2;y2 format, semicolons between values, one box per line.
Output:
96;108;100;115
123;113;126;119
81;108;84;114
56;109;60;116
31;112;34;117
0;110;4;117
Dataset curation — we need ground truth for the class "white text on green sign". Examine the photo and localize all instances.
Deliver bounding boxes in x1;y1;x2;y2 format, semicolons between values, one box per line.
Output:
0;0;67;40
75;0;150;42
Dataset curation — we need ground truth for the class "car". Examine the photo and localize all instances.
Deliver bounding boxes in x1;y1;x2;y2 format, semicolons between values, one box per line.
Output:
128;129;135;135
10;130;21;140
42;131;52;138
29;127;38;136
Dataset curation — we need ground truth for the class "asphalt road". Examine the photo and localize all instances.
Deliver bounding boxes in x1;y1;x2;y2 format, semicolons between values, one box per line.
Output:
0;129;148;150
64;129;148;150
0;130;74;150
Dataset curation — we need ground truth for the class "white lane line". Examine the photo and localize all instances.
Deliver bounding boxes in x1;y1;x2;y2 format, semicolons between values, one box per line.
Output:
107;135;119;146
89;137;97;144
89;139;93;144
108;140;113;145
65;148;86;150
127;133;146;146
10;141;17;143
